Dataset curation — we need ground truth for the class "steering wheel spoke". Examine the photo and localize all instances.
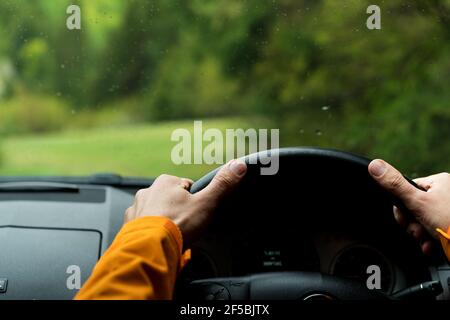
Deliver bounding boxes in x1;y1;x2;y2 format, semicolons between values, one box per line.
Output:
180;272;388;300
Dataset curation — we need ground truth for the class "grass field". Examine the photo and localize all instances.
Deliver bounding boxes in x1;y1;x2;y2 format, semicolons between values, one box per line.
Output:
0;118;250;179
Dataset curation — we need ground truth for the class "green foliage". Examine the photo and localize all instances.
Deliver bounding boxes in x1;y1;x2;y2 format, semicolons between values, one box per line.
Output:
147;56;239;120
0;141;3;168
68;97;145;129
0;0;449;176
0;118;248;178
0;93;71;135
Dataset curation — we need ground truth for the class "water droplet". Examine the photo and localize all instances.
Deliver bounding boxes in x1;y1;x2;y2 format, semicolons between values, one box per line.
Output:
299;129;304;134
56;92;62;97
71;109;76;115
315;129;323;136
61;64;65;69
321;105;330;111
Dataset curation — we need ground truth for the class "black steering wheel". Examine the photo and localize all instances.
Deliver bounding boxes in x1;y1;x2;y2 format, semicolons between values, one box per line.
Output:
177;147;429;300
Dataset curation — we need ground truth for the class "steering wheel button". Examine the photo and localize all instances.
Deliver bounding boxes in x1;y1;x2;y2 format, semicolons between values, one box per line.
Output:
0;278;8;293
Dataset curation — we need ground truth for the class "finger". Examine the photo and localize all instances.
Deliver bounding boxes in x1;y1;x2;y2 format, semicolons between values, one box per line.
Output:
405;222;434;255
416;172;449;181
133;188;148;213
124;206;135;223
406;222;426;241
183;178;195;184
196;159;247;204
413;177;433;191
421;241;434;255
368;159;424;209
393;206;408;227
179;178;194;190
414;172;450;185
155;174;183;186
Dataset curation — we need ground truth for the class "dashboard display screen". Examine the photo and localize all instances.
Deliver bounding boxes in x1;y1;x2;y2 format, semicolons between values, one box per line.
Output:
231;227;320;275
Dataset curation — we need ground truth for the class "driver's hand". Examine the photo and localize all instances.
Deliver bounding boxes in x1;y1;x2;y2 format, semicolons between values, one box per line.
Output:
125;159;247;245
368;159;450;254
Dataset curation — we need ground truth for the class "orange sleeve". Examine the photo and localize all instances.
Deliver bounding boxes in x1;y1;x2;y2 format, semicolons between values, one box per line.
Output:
75;216;190;300
436;226;450;262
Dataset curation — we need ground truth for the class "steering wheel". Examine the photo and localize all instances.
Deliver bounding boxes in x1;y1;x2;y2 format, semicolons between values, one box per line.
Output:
177;147;426;300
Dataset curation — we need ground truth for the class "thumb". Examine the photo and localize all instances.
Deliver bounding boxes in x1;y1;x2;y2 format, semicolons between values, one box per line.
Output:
196;159;247;204
368;159;423;209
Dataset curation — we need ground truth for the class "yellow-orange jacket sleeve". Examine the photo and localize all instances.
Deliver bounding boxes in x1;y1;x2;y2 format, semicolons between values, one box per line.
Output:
75;216;190;300
437;226;450;262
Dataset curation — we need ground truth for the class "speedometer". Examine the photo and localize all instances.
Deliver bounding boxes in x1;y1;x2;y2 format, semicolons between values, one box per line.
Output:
330;244;395;294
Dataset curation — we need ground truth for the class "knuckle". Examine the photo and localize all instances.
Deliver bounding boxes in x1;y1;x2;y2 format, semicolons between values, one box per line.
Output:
156;174;178;184
389;174;405;190
135;188;145;199
182;178;194;185
124;207;133;221
156;174;169;182
215;174;234;189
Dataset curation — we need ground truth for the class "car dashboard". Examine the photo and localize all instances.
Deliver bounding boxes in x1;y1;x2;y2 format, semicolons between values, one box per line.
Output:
0;178;449;300
184;227;419;296
0;180;134;300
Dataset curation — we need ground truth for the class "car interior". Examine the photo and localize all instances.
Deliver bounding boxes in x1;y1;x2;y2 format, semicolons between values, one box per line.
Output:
1;147;449;300
0;0;449;309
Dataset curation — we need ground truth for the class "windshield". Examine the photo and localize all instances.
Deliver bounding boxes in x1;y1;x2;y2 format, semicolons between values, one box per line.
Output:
0;0;448;179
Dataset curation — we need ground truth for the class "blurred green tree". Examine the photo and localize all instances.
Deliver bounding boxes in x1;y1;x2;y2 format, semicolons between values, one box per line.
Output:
0;0;448;174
